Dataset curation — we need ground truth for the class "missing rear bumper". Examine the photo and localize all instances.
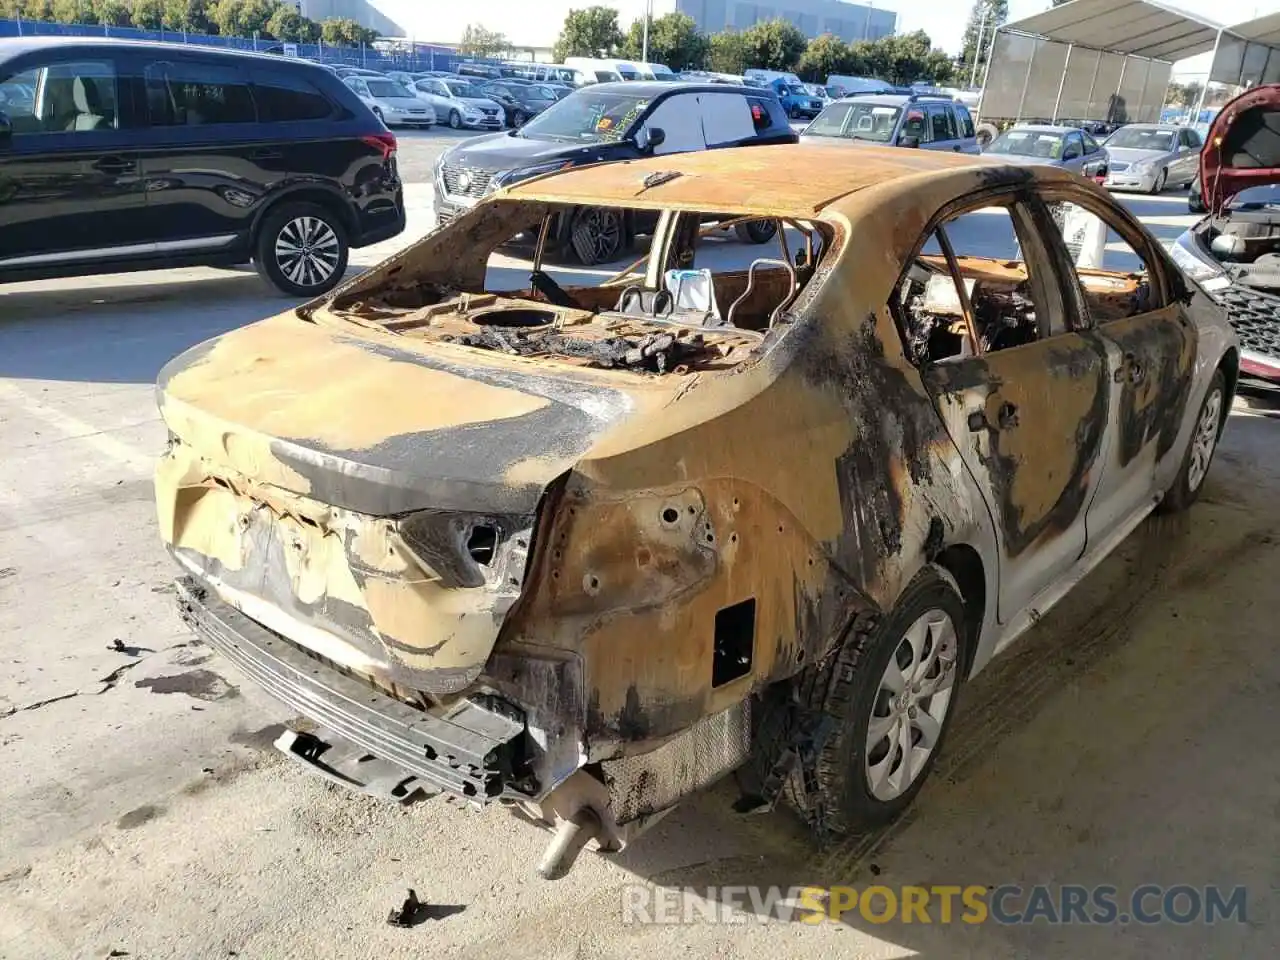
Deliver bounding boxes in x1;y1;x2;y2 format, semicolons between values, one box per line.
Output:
174;576;526;804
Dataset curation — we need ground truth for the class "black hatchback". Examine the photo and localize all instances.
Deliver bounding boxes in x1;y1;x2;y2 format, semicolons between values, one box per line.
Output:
433;82;798;264
0;37;404;296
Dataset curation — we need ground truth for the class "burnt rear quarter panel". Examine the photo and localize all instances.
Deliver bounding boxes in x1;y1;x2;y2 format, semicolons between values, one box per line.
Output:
500;175;995;746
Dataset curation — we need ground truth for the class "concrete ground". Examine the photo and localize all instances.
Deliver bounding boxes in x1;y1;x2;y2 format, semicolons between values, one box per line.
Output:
1;131;1278;959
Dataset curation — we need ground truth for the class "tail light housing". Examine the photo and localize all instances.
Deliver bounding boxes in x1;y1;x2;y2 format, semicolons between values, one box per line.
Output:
361;131;397;161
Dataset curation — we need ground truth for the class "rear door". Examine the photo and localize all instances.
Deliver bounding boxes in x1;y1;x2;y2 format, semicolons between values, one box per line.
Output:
924;102;963;152
131;54;267;255
952;104;980;153
1081;131;1107;177
912;193;1112;621
0;50;149;271
1174;127;1200;183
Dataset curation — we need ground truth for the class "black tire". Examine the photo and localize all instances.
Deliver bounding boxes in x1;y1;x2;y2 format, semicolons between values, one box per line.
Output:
568;206;624;265
975;122;999;150
448;109;462;129
513;110;527;128
1149;168;1168;195
254;201;349;297
1189;178;1206;213
789;567;969;836
734;219;779;244
1158;369;1227;514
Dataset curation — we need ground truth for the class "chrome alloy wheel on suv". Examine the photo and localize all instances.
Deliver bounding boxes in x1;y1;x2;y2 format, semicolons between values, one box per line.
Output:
255;202;351;297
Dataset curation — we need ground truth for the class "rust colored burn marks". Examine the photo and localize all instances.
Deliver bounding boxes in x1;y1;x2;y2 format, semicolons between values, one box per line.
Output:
976;335;1109;558
794;312;952;590
1101;312;1198;468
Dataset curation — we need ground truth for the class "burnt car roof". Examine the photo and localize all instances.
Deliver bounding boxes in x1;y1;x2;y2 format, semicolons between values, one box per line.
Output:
1201;83;1280;217
501;142;1040;217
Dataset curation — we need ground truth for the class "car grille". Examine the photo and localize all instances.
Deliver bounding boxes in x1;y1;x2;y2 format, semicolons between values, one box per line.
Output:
407;107;427;114
1110;161;1130;172
440;162;496;198
1210;283;1280;358
480;107;498;116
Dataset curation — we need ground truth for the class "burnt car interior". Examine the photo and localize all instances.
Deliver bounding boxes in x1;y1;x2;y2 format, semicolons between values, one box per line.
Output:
321;201;834;375
892;196;1161;366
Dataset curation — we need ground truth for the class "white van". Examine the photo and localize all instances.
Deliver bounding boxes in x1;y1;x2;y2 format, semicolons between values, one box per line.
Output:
562;57;626;84
640;61;679;81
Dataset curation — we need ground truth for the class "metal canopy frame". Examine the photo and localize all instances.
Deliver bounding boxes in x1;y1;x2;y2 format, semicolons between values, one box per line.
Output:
1001;0;1224;63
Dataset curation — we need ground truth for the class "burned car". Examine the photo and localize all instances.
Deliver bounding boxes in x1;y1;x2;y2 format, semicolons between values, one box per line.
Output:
155;144;1238;878
1173;83;1280;387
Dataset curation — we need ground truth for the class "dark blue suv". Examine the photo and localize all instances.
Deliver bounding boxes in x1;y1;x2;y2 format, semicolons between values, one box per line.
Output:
0;37;404;296
433;82;797;264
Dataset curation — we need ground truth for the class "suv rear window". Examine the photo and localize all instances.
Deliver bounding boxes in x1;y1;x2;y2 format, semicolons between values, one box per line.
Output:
254;74;333;122
145;60;255;126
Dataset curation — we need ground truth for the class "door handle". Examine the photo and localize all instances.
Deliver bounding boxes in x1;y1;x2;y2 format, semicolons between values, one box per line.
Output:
92;156;135;173
968;401;1019;432
250;148;283;160
1114;352;1145;384
996;401;1019;429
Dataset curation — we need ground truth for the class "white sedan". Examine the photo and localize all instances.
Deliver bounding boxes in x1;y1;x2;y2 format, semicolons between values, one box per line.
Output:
411;77;505;131
342;76;436;128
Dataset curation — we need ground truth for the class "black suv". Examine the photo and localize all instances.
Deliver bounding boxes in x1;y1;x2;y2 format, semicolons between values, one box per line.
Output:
0;38;404;296
433;82;798;263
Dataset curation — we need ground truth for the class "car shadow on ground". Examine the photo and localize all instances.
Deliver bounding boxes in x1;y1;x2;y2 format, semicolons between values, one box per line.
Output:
606;438;1277;957
0;260;629;385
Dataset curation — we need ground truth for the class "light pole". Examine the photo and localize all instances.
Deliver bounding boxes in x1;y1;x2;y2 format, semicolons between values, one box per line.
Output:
970;2;990;90
642;0;652;63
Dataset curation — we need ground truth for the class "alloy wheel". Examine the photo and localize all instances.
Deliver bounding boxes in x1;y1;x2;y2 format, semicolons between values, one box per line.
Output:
274;216;341;290
865;609;959;802
571;208;622;264
1186;386;1223;493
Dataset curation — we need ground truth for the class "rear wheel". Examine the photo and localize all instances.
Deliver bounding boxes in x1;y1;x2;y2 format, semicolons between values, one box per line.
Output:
789;567;969;834
1159;369;1226;513
976;122;998;150
513;110;527;127
254;201;349;297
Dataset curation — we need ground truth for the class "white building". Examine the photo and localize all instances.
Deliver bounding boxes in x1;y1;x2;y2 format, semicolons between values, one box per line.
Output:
299;0;896;48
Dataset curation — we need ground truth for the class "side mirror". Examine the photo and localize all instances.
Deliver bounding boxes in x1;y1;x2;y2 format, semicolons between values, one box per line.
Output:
0;111;10;150
898;134;920;148
637;126;665;153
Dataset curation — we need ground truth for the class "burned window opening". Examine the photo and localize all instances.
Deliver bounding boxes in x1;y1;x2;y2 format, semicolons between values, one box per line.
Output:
317;199;836;377
713;598;756;688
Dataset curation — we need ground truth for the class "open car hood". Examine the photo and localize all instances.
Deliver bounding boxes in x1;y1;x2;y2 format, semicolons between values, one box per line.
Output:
1201;83;1280;217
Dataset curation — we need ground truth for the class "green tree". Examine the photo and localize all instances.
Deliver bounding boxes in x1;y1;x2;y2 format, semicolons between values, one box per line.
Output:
163;0;214;32
93;0;132;26
960;0;1008;77
553;6;622;60
620;12;708;71
707;30;746;74
797;32;849;82
211;0;283;38
869;31;953;86
266;6;318;41
319;16;377;46
51;0;97;22
459;23;509;58
21;0;55;20
739;17;807;71
132;0;165;29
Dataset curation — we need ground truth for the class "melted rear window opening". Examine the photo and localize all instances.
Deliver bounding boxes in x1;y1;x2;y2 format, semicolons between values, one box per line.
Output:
323;202;834;376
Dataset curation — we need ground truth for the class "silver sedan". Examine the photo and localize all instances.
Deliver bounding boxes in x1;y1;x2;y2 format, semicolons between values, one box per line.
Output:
1102;123;1204;194
982;124;1109;179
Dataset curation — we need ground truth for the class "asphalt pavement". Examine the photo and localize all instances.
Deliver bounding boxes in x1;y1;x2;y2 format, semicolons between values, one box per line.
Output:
2;127;1278;959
